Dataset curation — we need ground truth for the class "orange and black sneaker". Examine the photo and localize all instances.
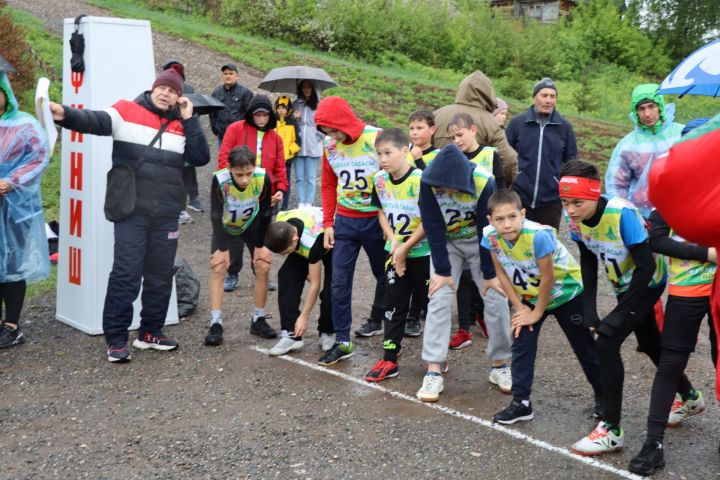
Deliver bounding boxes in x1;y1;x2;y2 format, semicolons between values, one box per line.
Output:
365;359;399;382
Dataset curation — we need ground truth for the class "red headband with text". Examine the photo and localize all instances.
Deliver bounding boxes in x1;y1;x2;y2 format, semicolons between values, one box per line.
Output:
558;176;602;200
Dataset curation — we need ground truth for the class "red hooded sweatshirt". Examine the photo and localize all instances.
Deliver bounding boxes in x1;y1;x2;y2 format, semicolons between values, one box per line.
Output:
649;126;720;399
217;95;288;195
315;96;380;227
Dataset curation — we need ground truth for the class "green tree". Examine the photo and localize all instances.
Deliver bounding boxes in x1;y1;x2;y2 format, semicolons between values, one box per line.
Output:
0;0;35;93
630;0;720;62
559;0;671;77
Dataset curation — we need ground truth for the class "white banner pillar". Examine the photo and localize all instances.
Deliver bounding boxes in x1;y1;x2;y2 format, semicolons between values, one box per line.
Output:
56;16;179;335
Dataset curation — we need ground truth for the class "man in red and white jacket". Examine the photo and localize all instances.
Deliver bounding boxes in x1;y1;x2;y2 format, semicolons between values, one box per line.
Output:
50;69;210;363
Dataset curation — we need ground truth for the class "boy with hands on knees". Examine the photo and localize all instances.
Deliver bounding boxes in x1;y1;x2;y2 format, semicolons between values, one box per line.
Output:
364;129;429;382
559;160;697;458
482;189;603;425
206;146;275;346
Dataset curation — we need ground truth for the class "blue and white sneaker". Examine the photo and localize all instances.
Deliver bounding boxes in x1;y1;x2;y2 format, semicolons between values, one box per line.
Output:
107;343;132;363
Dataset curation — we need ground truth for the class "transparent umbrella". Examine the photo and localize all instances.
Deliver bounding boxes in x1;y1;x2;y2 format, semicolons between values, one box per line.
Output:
258;66;338;94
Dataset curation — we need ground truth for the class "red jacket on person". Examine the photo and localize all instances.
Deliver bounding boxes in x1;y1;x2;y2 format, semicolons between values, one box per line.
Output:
217;94;288;195
218;120;288;194
315;96;380;227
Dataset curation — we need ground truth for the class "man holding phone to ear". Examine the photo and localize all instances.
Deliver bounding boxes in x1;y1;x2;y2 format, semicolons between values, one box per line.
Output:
49;69;210;363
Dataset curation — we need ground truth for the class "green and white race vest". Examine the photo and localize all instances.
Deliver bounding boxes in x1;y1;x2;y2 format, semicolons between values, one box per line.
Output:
216;167;266;235
432;165;491;240
276;207;324;260
483;220;582;310
469;146;495;177
373;169;429;258
325;126;380;213
566;197;665;294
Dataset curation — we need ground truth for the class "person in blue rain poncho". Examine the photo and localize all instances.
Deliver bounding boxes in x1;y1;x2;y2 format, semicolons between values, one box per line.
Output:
605;84;685;218
0;71;50;349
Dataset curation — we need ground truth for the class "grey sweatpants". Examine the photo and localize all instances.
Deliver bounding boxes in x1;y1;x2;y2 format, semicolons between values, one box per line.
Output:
422;237;512;364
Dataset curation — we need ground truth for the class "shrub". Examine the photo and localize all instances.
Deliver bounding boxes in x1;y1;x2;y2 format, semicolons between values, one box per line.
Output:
0;0;35;93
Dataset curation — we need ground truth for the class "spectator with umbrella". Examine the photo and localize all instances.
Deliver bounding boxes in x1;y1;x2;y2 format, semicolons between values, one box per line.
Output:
259;66;338;208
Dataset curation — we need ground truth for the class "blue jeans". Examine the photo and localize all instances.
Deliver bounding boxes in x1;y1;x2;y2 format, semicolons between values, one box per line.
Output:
103;213;179;347
281;160;293;210
294;156;320;205
331;214;386;342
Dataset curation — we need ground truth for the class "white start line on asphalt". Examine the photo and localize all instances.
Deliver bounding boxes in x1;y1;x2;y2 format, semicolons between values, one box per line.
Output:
250;345;643;480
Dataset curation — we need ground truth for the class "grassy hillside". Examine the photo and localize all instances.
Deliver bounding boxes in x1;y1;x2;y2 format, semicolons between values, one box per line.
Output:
85;0;639;173
7;6;63;221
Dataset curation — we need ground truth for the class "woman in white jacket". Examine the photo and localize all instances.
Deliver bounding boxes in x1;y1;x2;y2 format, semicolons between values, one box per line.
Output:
293;80;324;208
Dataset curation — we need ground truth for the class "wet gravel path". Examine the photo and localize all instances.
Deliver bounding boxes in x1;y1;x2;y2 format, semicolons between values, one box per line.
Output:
5;1;720;478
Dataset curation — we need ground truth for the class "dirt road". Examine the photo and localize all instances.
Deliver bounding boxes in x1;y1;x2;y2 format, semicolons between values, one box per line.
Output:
4;1;720;478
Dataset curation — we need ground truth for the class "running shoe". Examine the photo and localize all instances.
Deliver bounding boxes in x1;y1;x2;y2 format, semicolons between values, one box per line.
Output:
628;440;665;476
106;343;132;363
493;399;533;424
223;274;238;292
318;342;354;366
187;197;204;212
488;365;512;394
365;359;399;382
449;328;472;349
571;421;624;456
204;323;224;346
667;390;705;427
250;316;278;339
132;332;179;351
178;210;193;224
0;324;24;349
354;319;383;337
416;372;444;403
475;314;488;338
269;335;304;356
404;319;422;337
319;332;336;352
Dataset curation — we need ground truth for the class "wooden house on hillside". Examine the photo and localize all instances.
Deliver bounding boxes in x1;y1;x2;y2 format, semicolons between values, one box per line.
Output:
490;0;580;23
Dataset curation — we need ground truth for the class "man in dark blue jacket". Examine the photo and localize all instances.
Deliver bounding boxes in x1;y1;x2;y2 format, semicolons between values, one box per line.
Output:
505;78;577;230
50;69;210;363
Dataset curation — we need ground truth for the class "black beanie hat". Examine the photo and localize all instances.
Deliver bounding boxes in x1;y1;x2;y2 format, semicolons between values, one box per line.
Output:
533;78;557;97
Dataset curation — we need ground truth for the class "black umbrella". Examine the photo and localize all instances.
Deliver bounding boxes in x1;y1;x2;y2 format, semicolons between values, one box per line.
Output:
70;15;87;73
0;54;16;74
185;93;225;116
